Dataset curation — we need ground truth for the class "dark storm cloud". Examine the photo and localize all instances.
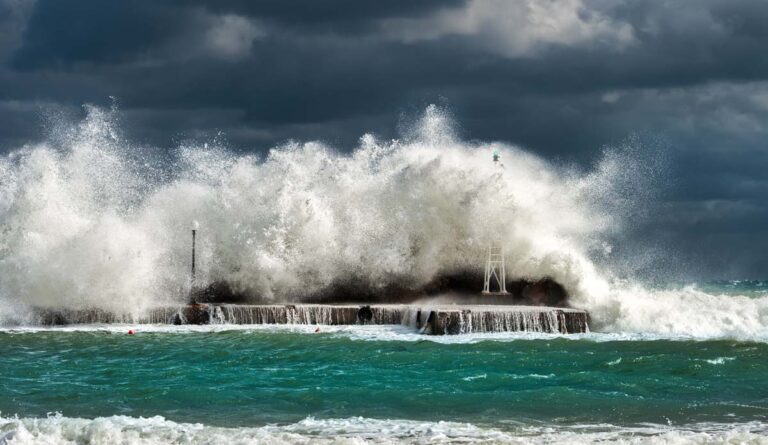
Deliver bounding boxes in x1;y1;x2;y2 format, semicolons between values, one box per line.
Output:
10;1;188;69
2;0;768;279
193;0;468;32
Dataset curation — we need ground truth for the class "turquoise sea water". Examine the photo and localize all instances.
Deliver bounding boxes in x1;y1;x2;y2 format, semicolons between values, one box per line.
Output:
1;325;767;443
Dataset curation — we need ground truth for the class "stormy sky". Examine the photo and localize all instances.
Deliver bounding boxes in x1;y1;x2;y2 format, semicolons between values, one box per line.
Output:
1;0;767;280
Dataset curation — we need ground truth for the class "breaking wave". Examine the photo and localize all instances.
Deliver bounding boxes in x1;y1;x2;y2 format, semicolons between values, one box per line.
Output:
0;414;766;445
1;103;767;340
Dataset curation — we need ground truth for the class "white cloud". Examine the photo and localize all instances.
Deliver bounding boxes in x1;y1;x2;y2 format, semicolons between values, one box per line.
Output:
205;14;264;59
380;0;635;57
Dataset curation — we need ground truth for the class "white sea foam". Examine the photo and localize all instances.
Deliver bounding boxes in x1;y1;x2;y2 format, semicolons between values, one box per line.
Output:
0;414;766;445
579;284;768;342
2;104;768;341
701;357;736;365
462;374;487;381
0;323;761;345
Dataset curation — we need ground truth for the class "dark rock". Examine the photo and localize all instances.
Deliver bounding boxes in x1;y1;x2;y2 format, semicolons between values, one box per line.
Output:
357;305;373;323
182;271;573;308
182;304;210;325
190;281;251;304
521;278;568;307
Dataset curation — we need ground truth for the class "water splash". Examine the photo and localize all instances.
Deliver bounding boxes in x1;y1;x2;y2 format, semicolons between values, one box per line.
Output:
1;104;767;340
1;414;766;445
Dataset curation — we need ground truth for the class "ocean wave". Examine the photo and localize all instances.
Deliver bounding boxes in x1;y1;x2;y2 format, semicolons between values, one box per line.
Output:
2;104;768;341
1;104;622;311
0;414;766;445
579;284;768;341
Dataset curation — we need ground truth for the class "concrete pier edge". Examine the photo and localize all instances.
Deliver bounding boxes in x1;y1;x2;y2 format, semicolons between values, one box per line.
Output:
30;304;590;335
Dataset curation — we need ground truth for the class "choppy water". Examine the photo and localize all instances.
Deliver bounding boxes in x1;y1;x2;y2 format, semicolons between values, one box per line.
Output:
1;324;767;444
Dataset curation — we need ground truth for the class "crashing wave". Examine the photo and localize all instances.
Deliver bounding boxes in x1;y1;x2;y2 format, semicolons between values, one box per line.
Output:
1;104;767;340
0;414;766;445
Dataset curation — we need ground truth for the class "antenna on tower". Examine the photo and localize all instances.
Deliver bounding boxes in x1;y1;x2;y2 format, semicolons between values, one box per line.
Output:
482;148;509;295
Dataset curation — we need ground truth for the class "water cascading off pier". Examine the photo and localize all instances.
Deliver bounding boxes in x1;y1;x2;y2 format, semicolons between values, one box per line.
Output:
29;304;589;335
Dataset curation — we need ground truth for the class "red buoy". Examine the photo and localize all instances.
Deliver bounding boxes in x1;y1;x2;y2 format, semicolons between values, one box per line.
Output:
128;329;135;335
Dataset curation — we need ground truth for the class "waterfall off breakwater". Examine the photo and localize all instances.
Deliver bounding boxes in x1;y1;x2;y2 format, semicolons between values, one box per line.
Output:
23;304;589;335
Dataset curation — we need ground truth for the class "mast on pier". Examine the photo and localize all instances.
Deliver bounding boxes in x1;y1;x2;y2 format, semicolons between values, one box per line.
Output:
482;149;509;295
190;220;199;303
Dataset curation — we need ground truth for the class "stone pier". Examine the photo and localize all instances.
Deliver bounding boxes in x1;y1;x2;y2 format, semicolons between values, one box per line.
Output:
29;304;589;335
404;305;590;334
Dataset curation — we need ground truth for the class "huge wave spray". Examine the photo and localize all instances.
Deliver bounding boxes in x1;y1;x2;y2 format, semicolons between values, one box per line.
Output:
1;104;766;339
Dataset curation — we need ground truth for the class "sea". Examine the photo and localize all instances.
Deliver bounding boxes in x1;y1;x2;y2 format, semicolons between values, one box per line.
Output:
1;106;767;443
1;289;767;444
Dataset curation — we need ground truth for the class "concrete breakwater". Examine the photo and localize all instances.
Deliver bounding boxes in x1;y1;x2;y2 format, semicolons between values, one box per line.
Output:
404;305;590;335
30;304;589;334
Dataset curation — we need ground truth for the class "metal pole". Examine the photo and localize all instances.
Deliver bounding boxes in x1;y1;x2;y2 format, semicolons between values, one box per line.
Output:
191;229;196;286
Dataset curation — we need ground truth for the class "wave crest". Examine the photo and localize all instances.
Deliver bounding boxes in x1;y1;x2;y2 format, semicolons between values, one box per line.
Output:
1;414;766;445
2;104;767;341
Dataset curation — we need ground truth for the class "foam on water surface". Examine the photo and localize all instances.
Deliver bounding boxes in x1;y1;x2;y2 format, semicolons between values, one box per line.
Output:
1;414;766;445
2;323;765;344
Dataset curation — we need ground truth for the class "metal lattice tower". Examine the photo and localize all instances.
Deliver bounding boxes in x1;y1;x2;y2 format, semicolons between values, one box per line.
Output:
482;245;508;294
481;148;509;295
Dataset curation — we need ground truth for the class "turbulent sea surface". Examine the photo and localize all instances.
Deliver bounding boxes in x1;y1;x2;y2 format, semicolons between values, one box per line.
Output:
1;313;768;444
1;106;768;443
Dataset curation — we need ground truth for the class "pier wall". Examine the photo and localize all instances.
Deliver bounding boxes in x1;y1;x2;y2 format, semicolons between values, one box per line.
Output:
28;304;589;334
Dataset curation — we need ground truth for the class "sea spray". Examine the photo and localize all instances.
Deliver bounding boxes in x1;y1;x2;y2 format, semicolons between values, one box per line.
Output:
2;104;768;339
0;105;617;306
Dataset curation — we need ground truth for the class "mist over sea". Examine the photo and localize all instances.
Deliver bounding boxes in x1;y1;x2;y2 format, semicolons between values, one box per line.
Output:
1;106;767;444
